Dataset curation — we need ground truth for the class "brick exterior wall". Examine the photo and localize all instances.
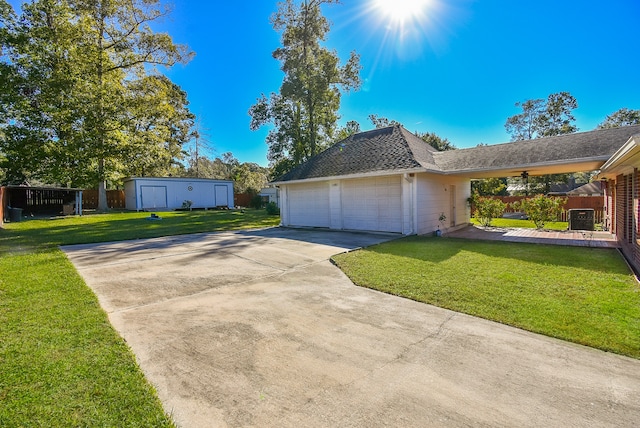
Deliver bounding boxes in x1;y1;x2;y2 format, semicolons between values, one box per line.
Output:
612;170;640;274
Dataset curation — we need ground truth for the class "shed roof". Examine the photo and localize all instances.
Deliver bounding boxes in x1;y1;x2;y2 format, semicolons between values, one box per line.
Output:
273;124;640;183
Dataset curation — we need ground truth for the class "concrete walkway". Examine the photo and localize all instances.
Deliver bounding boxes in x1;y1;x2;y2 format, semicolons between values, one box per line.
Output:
446;224;619;248
62;228;640;428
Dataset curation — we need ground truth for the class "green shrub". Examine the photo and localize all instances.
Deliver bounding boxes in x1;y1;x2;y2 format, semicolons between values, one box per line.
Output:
511;195;566;229
265;201;280;216
473;196;507;227
250;194;264;209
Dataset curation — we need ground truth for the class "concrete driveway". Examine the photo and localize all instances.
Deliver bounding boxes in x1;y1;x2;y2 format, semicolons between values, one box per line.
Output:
63;228;640;428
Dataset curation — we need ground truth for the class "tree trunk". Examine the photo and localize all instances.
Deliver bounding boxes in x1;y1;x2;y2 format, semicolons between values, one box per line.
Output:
96;4;108;212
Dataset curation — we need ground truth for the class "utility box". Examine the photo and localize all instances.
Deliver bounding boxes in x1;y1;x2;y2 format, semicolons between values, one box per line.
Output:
568;208;595;231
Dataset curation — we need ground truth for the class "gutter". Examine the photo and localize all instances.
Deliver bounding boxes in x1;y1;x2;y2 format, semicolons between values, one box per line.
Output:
270;167;429;185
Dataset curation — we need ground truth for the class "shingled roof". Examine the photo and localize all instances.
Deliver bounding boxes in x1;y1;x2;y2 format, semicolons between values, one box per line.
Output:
273;124;640;183
434;124;640;178
274;126;440;182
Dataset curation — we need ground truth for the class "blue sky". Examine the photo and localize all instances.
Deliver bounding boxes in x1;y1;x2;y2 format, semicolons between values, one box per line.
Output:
10;0;640;166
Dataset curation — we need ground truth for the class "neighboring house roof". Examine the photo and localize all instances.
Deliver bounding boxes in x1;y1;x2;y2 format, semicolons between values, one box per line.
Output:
273;124;640;184
566;182;604;196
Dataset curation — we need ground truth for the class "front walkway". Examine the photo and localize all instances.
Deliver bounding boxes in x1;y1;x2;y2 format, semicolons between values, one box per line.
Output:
446;225;619;248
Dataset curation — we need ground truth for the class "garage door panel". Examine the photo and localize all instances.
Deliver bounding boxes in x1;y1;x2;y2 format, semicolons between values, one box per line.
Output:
288;183;330;228
342;177;402;233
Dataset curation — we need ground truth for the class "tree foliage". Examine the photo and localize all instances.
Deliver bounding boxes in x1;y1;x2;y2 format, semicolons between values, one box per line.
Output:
368;114;400;129
0;0;194;211
598;108;640;129
249;0;361;172
335;120;360;141
185;151;270;194
505;92;578;141
415;131;456;151
471;178;508;196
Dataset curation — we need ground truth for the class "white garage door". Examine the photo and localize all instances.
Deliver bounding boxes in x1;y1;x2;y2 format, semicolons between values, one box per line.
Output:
342;176;402;233
140;185;167;210
287;182;330;228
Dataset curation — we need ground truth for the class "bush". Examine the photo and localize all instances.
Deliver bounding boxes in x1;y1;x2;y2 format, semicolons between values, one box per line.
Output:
265;201;280;216
250;194;264;209
473;196;507;227
511;195;566;229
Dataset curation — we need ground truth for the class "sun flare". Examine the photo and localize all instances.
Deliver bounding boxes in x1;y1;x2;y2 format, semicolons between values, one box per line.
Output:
374;0;430;23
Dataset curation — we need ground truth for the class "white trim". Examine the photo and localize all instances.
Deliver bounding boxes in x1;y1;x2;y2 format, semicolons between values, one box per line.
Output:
443;155;613;176
599;135;640;173
271;167;426;185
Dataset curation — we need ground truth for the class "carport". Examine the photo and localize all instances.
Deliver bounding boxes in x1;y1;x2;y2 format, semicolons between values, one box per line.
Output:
1;185;83;222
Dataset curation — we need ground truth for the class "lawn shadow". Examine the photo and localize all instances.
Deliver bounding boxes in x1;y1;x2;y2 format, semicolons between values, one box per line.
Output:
365;235;634;277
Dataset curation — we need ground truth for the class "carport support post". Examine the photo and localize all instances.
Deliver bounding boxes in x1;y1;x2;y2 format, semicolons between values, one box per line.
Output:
76;190;83;216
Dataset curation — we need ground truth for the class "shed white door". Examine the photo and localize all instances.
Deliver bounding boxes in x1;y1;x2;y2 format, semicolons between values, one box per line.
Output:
287;182;330;227
140;185;167;210
342;176;402;232
214;185;228;207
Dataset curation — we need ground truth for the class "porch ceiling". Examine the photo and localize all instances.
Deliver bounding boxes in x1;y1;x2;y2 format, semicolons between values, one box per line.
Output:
446;158;609;179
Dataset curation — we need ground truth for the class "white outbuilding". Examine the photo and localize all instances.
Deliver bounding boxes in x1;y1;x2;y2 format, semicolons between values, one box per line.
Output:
124;177;234;211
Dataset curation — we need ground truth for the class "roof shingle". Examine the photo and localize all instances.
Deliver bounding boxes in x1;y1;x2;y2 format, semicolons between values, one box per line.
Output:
273;124;640;182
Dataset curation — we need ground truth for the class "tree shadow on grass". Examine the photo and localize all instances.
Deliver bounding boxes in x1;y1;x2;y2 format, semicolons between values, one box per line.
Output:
365;235;633;277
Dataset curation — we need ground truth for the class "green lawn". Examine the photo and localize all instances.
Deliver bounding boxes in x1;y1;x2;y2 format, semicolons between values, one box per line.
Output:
1;209;281;252
332;236;640;358
0;209;280;426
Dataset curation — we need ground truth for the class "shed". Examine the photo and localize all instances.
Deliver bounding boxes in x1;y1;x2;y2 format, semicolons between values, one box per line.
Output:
124;177;234;211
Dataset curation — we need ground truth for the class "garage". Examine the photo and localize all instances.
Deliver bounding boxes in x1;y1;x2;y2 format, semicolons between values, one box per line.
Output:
287;182;330;228
342;176;402;233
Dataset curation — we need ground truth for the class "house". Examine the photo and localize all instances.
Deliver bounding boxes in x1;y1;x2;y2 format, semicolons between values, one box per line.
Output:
259;187;280;207
272;124;640;237
124;177;234;211
566;182;604;197
597;133;640;272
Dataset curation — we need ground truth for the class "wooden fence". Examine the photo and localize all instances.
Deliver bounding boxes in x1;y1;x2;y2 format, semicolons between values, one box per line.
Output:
234;193;255;208
82;190;126;209
472;195;605;223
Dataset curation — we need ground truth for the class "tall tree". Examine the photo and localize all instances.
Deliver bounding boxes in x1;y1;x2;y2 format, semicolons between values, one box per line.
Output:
537;91;578;136
598;108;640;129
249;0;361;173
124;75;195;178
72;0;192;210
504;92;578;141
504;92;579;193
0;0;193;207
504;99;544;141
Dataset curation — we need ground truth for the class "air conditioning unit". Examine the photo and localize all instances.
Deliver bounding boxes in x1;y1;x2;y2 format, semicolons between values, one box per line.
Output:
568;209;595;231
